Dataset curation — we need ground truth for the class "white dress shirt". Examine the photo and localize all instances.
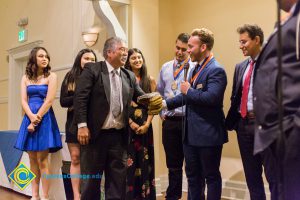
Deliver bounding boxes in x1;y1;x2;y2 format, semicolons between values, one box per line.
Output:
102;61;124;129
78;61;124;130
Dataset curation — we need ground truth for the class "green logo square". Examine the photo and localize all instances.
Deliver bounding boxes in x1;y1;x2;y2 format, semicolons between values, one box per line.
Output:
8;162;36;190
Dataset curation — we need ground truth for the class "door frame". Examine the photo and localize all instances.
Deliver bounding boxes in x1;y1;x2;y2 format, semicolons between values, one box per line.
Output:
7;40;43;129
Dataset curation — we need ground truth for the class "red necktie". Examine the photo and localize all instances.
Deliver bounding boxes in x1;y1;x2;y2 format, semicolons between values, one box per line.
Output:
240;60;255;118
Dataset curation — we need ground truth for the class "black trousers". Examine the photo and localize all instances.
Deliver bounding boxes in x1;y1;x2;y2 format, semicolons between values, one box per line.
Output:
261;133;300;200
80;129;127;200
162;116;184;200
237;118;276;200
183;144;222;200
283;124;300;200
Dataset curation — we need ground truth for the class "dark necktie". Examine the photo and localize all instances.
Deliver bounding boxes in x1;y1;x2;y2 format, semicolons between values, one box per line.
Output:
240;60;255;118
192;64;200;77
111;69;121;117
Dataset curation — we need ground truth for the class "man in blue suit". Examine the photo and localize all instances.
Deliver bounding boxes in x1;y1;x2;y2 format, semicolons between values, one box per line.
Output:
164;28;228;200
226;24;275;200
253;0;300;199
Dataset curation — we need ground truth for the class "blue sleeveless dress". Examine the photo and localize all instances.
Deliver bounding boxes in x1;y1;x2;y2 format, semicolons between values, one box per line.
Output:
15;84;62;153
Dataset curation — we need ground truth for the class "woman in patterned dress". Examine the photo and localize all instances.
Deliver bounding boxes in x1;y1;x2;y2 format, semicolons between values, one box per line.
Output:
125;48;156;200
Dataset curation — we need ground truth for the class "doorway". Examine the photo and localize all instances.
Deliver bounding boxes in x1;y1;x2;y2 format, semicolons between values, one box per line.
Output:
7;40;43;130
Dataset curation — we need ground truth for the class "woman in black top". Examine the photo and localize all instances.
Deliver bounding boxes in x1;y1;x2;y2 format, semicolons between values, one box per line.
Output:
124;48;157;199
60;49;97;200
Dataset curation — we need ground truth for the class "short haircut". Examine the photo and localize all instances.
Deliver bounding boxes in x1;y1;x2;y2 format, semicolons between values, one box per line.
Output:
191;28;214;50
176;33;190;44
103;36;125;59
237;24;264;45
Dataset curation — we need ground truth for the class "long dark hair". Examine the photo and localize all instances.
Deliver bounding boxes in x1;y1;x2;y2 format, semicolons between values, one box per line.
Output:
25;47;51;81
64;48;97;91
124;48;151;93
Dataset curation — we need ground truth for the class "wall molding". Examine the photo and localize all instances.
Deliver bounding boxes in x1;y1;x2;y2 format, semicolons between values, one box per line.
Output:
55;91;61;99
92;0;127;41
7;40;43;59
110;0;130;5
0;92;60;104
52;64;72;72
0;63;72;85
0;97;8;104
0;77;8;83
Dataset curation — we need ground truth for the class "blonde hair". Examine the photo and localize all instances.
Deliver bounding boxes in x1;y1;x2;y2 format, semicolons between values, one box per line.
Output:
191;28;214;50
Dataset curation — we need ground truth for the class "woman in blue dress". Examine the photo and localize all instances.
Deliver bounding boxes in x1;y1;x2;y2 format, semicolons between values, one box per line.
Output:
60;48;97;200
15;47;62;200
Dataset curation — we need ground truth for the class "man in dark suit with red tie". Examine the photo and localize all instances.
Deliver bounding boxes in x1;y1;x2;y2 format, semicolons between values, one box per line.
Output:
165;28;228;200
226;24;275;200
253;0;300;199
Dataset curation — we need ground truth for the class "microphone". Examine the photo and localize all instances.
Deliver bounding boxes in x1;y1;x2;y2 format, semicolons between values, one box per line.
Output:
183;62;190;81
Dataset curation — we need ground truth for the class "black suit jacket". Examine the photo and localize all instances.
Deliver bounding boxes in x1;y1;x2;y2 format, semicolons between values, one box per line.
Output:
225;59;250;131
253;2;300;154
73;61;144;141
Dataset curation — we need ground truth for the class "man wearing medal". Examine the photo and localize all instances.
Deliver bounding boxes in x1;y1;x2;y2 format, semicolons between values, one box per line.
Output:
164;28;228;200
157;33;194;200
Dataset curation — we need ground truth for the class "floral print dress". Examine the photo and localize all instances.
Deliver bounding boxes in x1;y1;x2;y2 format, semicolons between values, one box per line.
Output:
126;101;156;200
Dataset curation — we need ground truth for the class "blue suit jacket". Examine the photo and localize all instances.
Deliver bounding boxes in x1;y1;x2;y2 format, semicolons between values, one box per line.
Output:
166;57;228;147
253;2;300;155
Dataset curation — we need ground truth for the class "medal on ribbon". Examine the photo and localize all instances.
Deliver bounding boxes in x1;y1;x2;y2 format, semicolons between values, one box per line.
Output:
173;57;189;81
171;80;178;91
172;57;190;93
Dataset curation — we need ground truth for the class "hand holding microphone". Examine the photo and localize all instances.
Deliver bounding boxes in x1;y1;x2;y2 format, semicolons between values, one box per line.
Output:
181;62;191;95
183;62;190;81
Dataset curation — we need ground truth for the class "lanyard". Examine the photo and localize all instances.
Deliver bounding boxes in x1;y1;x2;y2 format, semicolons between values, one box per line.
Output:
173;57;190;80
190;53;213;85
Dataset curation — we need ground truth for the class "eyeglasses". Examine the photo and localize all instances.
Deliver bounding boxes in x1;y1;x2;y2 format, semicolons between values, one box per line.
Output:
239;40;249;46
